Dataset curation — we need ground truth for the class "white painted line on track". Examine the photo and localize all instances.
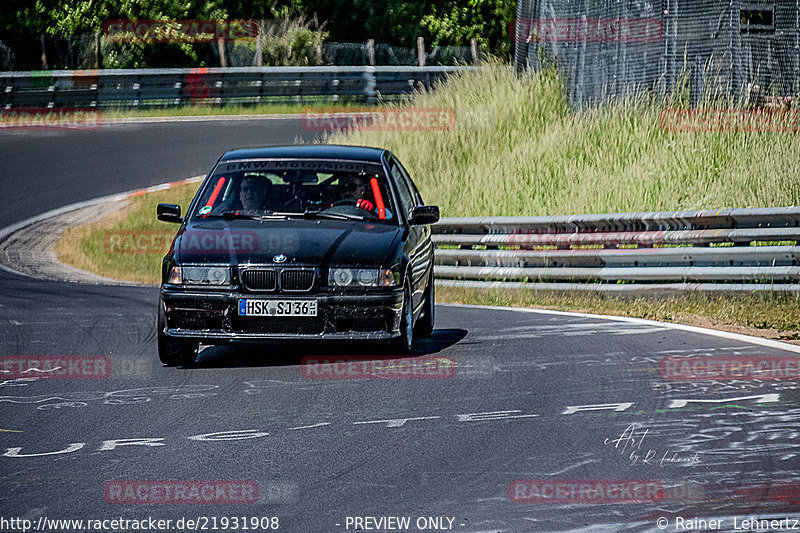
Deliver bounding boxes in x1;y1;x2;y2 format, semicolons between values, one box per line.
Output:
441;302;800;354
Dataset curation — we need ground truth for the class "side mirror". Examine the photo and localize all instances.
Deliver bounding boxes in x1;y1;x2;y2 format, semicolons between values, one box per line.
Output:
157;203;182;223
409;205;440;225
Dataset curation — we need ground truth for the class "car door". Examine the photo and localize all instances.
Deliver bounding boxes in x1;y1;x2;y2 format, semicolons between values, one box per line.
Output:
387;154;432;316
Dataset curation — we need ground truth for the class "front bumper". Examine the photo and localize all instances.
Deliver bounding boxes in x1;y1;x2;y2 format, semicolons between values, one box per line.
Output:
160;287;404;342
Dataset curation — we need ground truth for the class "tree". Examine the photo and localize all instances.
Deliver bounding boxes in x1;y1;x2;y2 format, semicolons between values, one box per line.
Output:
421;0;516;58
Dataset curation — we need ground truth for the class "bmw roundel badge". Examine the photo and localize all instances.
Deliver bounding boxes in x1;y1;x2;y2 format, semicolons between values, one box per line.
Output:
273;254;287;263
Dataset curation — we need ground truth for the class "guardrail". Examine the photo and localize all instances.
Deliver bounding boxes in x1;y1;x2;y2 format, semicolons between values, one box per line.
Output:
432;207;800;292
0;66;476;108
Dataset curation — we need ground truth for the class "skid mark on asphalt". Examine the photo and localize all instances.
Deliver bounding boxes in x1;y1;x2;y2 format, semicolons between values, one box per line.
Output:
0;385;219;409
473;321;668;341
653;379;800;397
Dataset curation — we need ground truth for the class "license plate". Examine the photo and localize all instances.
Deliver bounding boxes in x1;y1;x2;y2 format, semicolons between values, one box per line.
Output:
238;299;318;317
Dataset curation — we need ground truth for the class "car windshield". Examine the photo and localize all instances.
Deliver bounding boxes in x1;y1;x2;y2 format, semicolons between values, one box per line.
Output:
190;158;397;223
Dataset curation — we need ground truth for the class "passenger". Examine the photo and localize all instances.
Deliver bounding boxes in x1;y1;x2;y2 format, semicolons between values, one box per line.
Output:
238;175;272;211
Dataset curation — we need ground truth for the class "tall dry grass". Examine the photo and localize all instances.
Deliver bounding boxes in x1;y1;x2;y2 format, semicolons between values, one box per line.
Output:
325;63;800;217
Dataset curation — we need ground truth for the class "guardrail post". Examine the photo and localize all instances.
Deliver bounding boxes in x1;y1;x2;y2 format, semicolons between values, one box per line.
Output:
363;66;377;105
417;37;426;67
94;31;101;69
255;22;263;67
40;35;48;70
217;37;227;68
470;39;479;64
366;39;376;66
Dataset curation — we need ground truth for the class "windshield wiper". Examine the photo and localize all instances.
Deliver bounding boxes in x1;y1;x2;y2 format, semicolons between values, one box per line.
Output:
202;211;269;220
295;210;368;221
205;210;369;222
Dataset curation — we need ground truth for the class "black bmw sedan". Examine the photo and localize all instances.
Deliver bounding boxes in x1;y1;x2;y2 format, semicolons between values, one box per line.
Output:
155;145;439;366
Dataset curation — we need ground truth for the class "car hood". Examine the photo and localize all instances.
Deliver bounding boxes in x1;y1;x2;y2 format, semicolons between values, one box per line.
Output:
174;218;402;267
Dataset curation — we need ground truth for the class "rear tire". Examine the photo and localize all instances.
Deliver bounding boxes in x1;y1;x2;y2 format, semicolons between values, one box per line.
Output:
390;282;414;355
415;276;434;338
157;305;198;366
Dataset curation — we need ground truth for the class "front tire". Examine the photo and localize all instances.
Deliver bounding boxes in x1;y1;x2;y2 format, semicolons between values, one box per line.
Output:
391;282;414;355
157;304;198;366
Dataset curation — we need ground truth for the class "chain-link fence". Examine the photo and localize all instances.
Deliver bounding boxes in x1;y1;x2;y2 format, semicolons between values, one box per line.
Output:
323;42;477;66
513;0;800;107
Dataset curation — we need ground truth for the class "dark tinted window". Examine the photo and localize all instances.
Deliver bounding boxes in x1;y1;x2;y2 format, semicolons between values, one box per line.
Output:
389;159;415;215
392;157;423;206
189;159;397;222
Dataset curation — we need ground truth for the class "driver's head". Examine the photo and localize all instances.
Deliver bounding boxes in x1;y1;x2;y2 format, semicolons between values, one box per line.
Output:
239;175;271;211
339;175;369;200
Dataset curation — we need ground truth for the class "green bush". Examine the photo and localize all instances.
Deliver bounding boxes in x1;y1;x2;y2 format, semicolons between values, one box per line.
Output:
260;15;328;66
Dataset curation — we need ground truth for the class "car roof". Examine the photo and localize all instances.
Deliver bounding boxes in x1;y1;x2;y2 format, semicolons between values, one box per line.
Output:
220;145;386;163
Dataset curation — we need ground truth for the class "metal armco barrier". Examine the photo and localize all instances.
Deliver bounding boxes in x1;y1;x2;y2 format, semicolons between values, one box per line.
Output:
432;207;800;292
0;66;476;108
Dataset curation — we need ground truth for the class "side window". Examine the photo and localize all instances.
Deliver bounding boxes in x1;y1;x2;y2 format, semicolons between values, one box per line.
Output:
390;160;415;215
394;159;423;206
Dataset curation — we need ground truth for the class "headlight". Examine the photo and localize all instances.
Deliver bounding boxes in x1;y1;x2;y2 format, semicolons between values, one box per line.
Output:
328;268;397;287
167;265;230;286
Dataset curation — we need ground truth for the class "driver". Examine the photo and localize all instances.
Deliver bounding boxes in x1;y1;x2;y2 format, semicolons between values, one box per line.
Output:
337;175;375;211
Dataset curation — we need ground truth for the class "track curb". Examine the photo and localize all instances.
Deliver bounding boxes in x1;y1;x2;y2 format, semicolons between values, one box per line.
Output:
0;176;203;279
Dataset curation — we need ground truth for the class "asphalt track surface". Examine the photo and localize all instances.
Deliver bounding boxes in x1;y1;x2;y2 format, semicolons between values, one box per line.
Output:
1;120;799;533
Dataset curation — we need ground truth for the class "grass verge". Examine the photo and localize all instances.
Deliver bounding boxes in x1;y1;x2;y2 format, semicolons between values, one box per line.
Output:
54;182;199;284
99;100;390;120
